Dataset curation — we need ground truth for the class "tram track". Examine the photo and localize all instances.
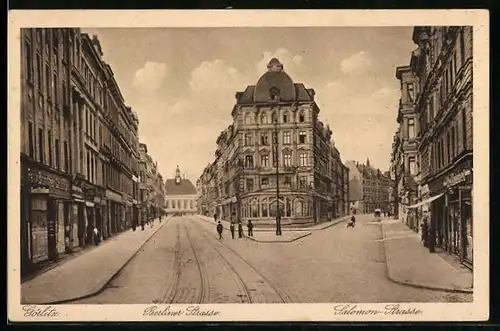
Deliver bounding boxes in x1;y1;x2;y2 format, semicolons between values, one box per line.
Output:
191;218;293;303
156;219;209;304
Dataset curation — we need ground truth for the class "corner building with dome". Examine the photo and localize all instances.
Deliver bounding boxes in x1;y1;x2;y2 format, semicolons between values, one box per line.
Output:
197;58;350;226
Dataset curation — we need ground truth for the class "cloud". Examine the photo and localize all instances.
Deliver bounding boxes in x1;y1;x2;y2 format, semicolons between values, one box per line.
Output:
133;61;168;92
340;51;372;74
314;79;400;170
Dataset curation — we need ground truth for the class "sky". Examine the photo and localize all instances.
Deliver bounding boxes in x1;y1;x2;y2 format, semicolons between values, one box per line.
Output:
83;27;416;182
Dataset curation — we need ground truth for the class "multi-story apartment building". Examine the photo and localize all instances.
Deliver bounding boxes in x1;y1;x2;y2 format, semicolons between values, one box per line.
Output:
345;159;391;214
20;28;75;274
197;58;349;226
138;143;166;222
408;26;473;265
20;28;147;277
391;65;420;230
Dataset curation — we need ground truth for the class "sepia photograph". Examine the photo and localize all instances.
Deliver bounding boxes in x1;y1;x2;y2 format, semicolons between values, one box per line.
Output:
8;10;489;322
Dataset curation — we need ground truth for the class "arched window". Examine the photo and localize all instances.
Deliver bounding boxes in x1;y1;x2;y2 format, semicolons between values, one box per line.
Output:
294;199;303;216
269;199;284;218
251;199;259;218
261;198;268;217
283;111;289;123
269;87;280;101
261;112;268;124
285;198;292;217
299;111;305;123
272;111;278;124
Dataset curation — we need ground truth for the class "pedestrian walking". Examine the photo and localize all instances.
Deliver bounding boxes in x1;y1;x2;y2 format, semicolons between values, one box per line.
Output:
93;227;100;245
347;215;356;228
247;220;254;237
421;217;429;247
141;220;145;231
159;214;162;223
216;221;223;240
230;223;235;239
214;213;218;223
238;222;243;238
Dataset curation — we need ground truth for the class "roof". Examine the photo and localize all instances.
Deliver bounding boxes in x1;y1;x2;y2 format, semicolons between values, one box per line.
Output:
236;58;314;104
165;178;198;196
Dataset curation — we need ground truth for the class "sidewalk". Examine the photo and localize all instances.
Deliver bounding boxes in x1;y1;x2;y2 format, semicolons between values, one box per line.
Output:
21;218;167;304
197;216;312;243
379;219;473;294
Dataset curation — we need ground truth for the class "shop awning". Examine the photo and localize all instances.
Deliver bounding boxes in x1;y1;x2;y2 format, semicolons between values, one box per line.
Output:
408;193;444;209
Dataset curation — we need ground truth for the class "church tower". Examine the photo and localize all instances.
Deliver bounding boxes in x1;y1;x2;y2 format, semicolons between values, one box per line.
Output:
175;165;181;184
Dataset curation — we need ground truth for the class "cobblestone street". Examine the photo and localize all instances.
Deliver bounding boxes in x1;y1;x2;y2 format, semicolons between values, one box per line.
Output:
66;215;472;304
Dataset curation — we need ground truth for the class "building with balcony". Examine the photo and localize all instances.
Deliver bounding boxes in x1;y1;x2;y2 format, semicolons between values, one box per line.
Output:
390;64;420;229
165;166;198;215
408;26;473;266
197;58;349;227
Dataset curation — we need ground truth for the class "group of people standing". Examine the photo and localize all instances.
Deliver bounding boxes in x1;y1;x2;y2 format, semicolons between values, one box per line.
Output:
214;214;254;240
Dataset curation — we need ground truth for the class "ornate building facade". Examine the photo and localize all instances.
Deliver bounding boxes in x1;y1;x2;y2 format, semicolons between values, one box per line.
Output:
19;28;162;277
391;26;473;267
391;65;420;229
197;58;349;226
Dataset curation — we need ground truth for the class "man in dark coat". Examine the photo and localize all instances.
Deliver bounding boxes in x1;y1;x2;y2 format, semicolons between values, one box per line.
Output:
216;221;223;240
230;222;235;239
247;220;254;237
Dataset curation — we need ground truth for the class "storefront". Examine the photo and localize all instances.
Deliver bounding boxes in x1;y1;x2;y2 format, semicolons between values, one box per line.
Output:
428;158;473;266
70;183;86;250
106;189;122;236
27;165;71;264
443;159;473;265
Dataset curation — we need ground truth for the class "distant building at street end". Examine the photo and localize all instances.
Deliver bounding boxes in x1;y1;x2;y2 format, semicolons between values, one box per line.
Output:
165;165;198;216
197;58;349;226
345;159;391;214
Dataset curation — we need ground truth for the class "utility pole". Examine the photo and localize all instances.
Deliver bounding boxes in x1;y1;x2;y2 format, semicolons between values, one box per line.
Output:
273;110;282;236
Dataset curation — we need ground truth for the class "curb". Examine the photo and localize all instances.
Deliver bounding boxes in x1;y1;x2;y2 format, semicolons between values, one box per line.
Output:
247;231;312;243
197;217;313;243
379;223;473;295
46;219;169;304
197;215;350;232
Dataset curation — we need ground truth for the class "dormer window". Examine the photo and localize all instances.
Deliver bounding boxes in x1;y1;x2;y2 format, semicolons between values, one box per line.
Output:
269;87;280;101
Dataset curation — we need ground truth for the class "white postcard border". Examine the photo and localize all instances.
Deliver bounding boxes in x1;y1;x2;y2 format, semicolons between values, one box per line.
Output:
7;9;490;322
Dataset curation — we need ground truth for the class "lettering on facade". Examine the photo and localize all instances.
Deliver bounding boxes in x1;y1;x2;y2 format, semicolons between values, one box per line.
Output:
444;169;472;188
29;170;70;196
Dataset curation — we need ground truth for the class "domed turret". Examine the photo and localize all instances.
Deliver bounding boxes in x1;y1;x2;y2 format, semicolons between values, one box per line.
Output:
254;58;296;102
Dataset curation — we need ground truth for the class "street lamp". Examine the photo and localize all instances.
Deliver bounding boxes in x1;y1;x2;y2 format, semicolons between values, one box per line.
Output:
272;110;282;236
